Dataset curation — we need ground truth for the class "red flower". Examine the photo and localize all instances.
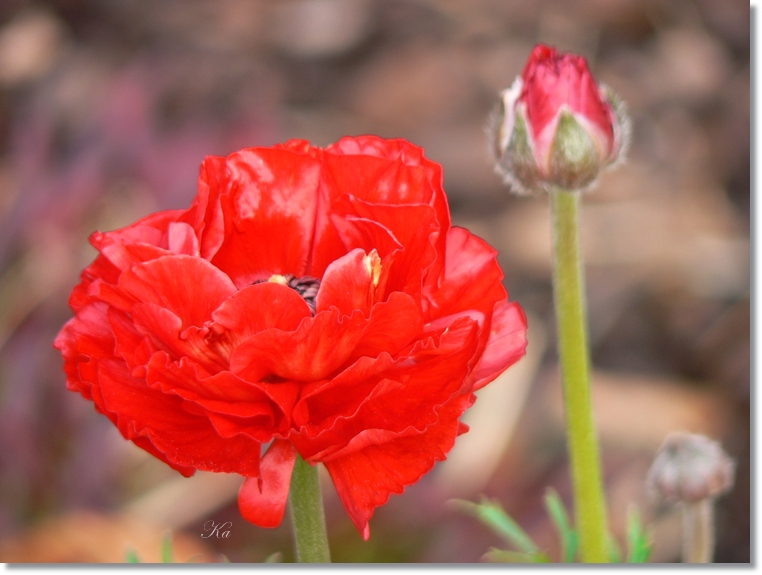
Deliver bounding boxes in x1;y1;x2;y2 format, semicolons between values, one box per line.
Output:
54;136;527;538
492;44;629;192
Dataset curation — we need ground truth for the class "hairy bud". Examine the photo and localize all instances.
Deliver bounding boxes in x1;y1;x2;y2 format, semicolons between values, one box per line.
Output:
491;44;630;194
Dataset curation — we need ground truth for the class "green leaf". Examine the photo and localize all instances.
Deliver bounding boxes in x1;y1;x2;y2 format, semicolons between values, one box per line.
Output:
450;497;538;553
125;548;141;563
607;532;622;563
483;548;551;563
161;531;174;563
543;488;578;562
626;507;652;563
264;552;283;563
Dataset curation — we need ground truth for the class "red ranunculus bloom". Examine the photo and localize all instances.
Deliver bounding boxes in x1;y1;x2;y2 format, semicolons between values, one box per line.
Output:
493;44;628;193
54;136;527;538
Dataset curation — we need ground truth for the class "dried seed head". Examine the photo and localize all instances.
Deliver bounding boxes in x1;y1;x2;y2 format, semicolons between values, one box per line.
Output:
646;432;735;505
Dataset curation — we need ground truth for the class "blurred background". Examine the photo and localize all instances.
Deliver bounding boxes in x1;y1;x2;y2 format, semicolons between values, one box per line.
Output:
0;0;750;563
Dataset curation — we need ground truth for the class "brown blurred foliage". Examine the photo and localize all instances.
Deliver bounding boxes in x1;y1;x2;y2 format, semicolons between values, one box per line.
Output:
0;0;749;564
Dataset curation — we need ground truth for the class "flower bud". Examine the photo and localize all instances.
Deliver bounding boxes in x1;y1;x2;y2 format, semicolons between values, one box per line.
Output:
491;44;630;194
646;432;735;505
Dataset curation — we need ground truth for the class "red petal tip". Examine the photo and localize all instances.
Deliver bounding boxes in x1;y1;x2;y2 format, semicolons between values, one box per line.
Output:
237;440;297;528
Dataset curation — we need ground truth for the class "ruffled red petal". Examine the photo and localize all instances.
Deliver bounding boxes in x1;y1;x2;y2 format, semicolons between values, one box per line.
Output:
238;440;298;528
118;255;237;328
179;155;227;260
292;315;479;460
145;353;297;439
97;359;262;476
324;392;474;539
315;248;377;318
127;302;226;372
94;235;170;273
427;226;506;321
212;281;312;342
70;216;183;311
347;291;422;362
426;226;513;384
331;195;439;303
327;136;451;283
209;148;322;286
229;307;367;382
108;306;156;375
471;300;528;390
54;303;114;400
291;353;394;431
68;255;121;311
168;222;201;256
230;287;423;384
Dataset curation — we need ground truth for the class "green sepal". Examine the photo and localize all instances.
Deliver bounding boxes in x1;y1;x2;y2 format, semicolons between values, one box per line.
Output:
504;107;540;193
549;110;601;190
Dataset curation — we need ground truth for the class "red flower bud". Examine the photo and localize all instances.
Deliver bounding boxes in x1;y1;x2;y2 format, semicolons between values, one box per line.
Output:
492;44;629;193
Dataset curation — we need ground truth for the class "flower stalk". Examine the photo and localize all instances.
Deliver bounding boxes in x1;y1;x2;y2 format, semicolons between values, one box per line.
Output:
682;500;714;563
550;187;608;563
288;455;331;563
645;431;735;564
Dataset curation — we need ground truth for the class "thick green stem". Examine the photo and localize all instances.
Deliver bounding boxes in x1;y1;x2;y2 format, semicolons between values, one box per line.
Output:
550;188;609;563
288;455;331;563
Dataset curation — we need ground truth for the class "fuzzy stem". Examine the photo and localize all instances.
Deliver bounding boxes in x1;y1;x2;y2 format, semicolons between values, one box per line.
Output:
550;188;609;563
288;455;331;563
682;500;714;563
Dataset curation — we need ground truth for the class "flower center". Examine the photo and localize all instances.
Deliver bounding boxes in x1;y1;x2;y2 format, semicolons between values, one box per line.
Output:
268;274;321;315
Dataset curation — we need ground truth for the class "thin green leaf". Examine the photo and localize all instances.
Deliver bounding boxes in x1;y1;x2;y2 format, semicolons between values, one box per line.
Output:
449;498;538;553
626;507;652;563
483;548;551;563
607;533;622;563
125;548;141;563
264;552;283;563
161;531;174;563
543;488;578;562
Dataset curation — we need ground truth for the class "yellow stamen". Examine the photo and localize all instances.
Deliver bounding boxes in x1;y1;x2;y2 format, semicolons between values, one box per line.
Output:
364;250;382;287
268;274;289;285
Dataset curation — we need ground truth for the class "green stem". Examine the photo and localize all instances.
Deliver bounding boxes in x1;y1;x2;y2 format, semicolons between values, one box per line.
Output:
288;455;331;563
550;188;608;563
